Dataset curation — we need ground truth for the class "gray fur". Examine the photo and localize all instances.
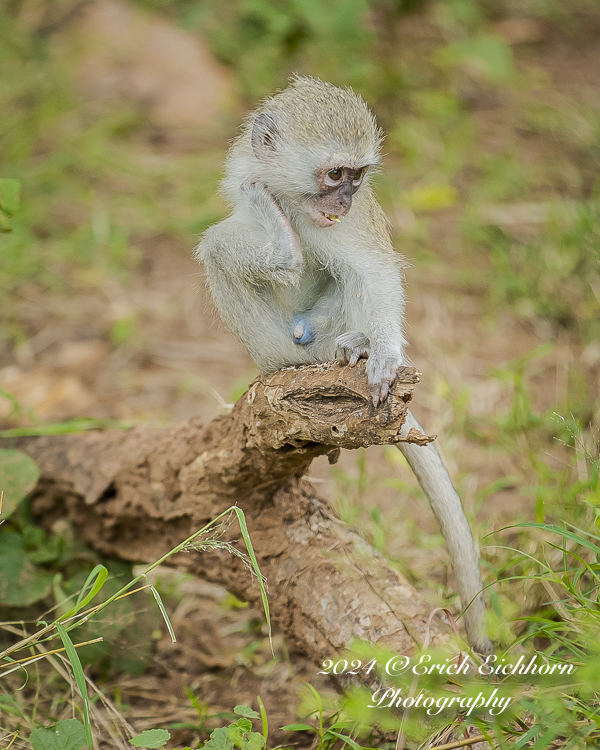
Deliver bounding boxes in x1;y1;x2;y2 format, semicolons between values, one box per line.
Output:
195;76;491;653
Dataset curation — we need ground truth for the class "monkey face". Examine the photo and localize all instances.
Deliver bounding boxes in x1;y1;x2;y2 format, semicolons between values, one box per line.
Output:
304;166;367;227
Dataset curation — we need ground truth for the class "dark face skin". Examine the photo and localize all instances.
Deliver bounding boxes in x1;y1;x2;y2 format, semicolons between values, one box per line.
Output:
304;166;367;227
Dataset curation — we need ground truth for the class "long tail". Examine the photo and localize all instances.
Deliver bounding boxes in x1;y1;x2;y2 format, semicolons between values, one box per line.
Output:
397;410;492;654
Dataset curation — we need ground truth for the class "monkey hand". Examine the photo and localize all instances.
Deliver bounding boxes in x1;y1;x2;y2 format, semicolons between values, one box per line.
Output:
335;331;370;366
365;346;403;407
240;180;303;277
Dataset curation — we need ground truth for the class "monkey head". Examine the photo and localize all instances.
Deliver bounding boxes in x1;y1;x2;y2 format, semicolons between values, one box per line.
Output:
225;76;383;228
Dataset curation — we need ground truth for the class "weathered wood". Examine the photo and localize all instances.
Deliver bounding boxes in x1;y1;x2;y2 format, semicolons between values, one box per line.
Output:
9;361;449;665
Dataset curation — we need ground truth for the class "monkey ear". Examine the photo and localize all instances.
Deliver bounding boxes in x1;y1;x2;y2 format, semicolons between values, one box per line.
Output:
251;112;280;160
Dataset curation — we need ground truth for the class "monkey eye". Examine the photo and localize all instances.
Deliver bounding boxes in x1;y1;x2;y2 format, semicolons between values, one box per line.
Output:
352;168;366;187
327;168;343;182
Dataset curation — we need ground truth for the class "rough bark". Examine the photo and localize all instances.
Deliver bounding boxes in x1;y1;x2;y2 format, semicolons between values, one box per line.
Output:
9;361;449;665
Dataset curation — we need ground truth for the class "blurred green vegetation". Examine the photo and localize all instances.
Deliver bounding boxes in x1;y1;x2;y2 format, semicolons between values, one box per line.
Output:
1;0;600;746
1;0;599;349
0;0;224;335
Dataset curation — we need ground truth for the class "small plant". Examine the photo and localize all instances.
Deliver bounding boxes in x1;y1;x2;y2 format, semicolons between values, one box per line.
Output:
130;728;171;749
0;506;270;750
202;705;267;750
30;718;88;750
283;684;370;750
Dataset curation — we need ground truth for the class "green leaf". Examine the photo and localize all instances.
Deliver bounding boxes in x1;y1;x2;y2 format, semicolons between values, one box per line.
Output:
62;564;108;618
56;623;93;750
0;449;40;519
204;726;233;750
130;729;171;748
0;531;53;606
0;418;130;438
227;724;245;746
326;729;366;750
239;733;266;750
233;706;260;719
0;693;29;719
281;724;315;732
110;314;137;345
0;178;20;233
30;719;88;750
0;211;12;232
256;695;268;741
0;179;21;216
234;706;259;719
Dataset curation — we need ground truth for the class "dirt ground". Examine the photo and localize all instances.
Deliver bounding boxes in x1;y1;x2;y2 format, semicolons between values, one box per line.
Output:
2;2;600;746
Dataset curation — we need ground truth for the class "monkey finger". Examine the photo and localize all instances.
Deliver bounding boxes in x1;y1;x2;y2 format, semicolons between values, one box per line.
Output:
348;348;368;366
371;384;382;407
379;381;390;402
335;347;349;365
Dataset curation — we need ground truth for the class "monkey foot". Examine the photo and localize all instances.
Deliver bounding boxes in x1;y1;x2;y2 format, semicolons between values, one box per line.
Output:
335;331;370;367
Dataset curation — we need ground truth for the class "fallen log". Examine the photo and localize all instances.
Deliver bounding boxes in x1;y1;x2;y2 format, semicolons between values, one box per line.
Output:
9;361;449;665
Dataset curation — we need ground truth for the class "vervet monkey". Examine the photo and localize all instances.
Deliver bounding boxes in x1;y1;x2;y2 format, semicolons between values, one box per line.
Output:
195;76;491;654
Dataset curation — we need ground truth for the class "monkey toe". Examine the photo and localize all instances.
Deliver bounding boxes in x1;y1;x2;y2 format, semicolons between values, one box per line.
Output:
370;380;391;407
370;385;380;407
336;345;369;366
367;357;399;406
335;331;370;366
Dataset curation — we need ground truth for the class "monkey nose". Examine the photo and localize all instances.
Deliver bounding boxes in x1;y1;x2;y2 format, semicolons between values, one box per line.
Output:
338;195;352;214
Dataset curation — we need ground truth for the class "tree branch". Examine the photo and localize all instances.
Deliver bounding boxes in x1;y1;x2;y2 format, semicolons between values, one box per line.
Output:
9;361;448;665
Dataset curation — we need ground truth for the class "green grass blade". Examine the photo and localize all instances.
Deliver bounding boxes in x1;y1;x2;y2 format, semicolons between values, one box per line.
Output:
257;695;268;741
517;523;600;555
149;585;176;643
62;565;108;618
56;622;93;749
232;506;272;651
326;730;367;750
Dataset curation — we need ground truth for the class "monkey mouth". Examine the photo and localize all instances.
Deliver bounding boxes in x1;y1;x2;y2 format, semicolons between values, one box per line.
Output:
321;212;341;226
303;200;345;227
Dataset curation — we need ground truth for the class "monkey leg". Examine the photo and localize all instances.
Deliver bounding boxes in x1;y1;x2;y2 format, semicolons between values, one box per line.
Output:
397;410;492;655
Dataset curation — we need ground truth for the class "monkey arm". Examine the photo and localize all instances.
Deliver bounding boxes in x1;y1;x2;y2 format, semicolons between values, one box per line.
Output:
323;194;408;404
197;219;299;287
196;183;302;288
357;254;407;352
333;248;407;405
240;181;302;266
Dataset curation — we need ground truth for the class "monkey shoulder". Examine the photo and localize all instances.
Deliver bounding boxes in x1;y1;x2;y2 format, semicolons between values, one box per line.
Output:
356;191;391;241
357;192;408;271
